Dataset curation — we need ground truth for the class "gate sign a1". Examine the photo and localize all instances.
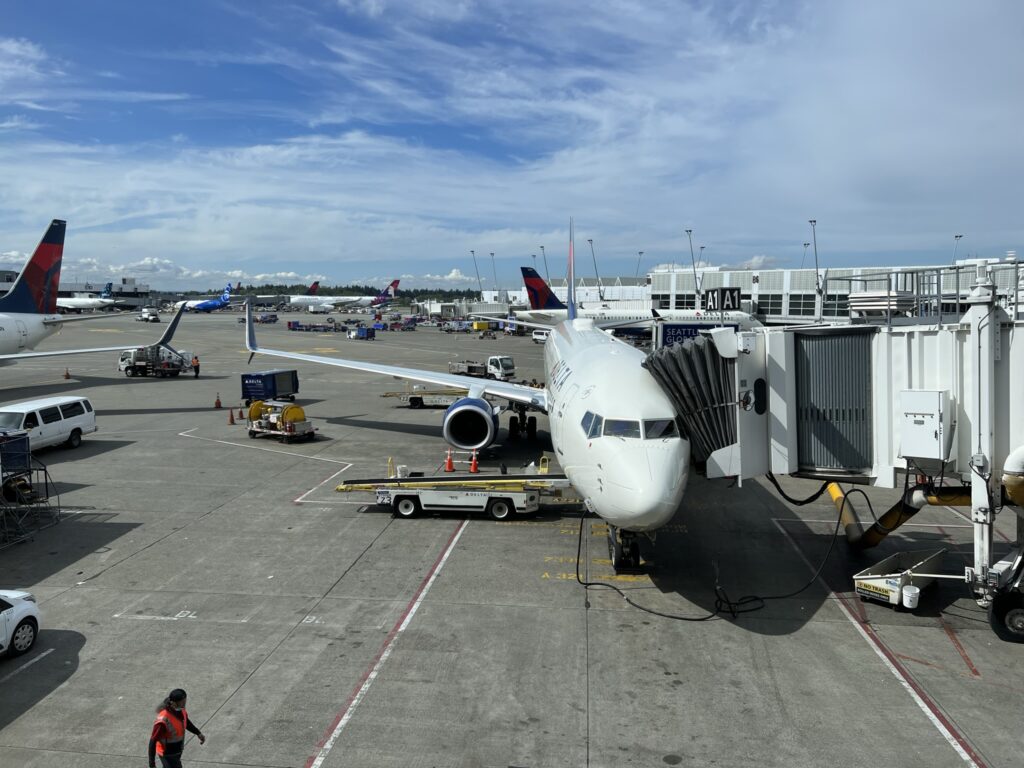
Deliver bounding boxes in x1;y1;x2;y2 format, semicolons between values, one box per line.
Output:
704;287;742;312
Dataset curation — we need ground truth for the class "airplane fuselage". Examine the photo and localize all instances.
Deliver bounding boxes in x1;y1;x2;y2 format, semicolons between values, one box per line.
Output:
56;298;116;311
518;307;759;330
0;313;61;355
543;318;690;531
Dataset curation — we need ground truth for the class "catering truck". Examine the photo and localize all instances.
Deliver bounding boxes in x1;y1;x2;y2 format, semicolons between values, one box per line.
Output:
447;356;516;381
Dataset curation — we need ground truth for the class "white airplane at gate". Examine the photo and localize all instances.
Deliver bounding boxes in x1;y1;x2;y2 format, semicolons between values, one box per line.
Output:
244;220;690;567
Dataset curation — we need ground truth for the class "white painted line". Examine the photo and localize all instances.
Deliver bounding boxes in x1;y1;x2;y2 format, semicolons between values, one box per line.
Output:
0;648;54;683
772;518;987;767
294;466;353;504
306;520;469;768
178;428;352;464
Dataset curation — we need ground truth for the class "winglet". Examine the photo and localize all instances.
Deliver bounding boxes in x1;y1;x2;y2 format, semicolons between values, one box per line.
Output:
245;298;259;358
157;302;188;349
566;217;577;321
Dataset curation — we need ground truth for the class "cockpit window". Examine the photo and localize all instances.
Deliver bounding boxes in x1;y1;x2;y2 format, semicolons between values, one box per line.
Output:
580;411;594;435
643;419;678;439
587;414;603;439
604;419;641;438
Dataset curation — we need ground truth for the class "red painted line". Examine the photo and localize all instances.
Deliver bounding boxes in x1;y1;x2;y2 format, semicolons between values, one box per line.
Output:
305;520;469;768
940;618;981;677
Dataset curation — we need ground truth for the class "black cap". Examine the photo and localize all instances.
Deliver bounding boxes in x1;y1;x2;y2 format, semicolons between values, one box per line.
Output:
168;689;187;703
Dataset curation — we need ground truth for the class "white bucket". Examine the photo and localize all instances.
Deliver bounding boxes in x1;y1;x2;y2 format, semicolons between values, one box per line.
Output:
395;464;409;478
902;584;921;610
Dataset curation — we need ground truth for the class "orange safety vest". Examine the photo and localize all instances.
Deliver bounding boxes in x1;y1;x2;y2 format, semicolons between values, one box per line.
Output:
154;707;188;756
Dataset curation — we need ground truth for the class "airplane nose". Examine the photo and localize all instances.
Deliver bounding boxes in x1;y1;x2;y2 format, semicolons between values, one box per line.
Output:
604;441;690;531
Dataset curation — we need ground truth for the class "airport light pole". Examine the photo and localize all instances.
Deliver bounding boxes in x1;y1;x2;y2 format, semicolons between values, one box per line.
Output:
801;242;810;270
539;245;550;283
686;229;700;307
587;238;604;300
470;249;483;297
809;219;821;320
490;252;498;297
634;251;644;279
953;233;963;262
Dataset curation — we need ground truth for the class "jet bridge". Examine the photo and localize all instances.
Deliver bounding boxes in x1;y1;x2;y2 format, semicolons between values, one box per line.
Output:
645;261;1024;642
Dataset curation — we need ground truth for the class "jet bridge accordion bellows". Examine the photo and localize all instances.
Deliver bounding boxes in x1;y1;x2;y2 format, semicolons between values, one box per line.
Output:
643;336;737;464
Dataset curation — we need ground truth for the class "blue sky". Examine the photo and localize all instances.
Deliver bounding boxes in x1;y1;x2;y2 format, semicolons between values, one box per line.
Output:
1;1;1021;290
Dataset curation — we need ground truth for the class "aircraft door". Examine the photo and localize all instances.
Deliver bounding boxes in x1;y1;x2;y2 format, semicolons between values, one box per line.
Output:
15;320;28;351
551;383;579;451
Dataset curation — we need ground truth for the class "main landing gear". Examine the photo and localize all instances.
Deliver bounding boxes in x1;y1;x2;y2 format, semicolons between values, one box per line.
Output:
607;524;642;573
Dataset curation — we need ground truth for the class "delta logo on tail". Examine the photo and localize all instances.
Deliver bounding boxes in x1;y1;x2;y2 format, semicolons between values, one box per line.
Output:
370;279;400;307
305;281;320;296
0;219;65;315
520;267;566;311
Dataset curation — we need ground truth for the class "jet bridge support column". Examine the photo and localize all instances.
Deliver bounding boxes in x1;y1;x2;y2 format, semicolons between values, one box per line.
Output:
965;266;997;601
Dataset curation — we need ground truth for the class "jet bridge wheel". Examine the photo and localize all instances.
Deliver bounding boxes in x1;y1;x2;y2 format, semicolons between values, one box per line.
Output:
988;591;1024;643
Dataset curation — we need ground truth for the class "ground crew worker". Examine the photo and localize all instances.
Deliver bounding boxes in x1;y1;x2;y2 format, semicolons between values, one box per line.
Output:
191;355;200;378
148;688;206;768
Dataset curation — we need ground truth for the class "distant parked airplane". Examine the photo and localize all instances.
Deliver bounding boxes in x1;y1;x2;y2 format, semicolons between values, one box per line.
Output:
288;279;400;310
174;283;237;312
515;267;761;331
56;282;119;312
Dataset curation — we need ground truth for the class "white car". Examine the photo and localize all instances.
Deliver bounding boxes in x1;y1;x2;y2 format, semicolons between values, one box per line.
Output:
0;589;41;657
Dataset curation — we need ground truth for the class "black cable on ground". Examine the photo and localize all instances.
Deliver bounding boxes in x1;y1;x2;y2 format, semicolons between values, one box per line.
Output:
572;487;858;621
765;472;830;506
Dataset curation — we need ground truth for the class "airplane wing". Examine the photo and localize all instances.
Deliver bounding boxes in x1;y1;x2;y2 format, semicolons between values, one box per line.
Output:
43;311;131;325
244;302;547;411
0;304;187;361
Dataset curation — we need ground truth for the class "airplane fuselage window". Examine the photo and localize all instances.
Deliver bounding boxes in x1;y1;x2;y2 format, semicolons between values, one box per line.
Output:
604;419;641;438
643;419;678;439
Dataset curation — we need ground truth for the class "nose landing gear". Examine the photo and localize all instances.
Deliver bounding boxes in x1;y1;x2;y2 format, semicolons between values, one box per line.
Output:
607;524;642;573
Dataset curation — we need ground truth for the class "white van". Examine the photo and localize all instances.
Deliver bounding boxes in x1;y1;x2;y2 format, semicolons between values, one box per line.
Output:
0;396;98;450
532;329;551;344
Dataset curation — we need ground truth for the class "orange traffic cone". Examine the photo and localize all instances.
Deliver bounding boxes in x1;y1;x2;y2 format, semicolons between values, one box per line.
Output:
469;450;479;474
238;407;245;420
214;392;222;409
63;367;71;379
444;449;455;473
228;409;236;425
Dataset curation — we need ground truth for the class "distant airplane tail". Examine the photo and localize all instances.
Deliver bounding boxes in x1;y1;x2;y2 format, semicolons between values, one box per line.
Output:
100;282;113;299
370;279;400;306
520;267;566;311
221;283;233;302
0;219;66;315
305;281;320;296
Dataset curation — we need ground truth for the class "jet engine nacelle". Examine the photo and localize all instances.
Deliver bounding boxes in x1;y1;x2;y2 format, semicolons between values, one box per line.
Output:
442;397;499;451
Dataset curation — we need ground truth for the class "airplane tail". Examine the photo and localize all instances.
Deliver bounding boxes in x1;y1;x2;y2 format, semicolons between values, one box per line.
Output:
305;281;320;296
0;219;66;315
567;218;577;321
520;267;567;310
221;283;233;302
371;279;400;306
101;282;113;299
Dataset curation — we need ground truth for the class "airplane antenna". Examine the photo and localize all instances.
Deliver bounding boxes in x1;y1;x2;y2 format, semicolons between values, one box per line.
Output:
587;238;605;301
469;250;483;298
567;219;577;321
686;229;701;309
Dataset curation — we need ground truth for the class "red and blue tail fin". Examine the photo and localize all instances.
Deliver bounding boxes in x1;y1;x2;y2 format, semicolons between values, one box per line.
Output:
305;280;320;296
0;219;66;315
520;267;566;310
